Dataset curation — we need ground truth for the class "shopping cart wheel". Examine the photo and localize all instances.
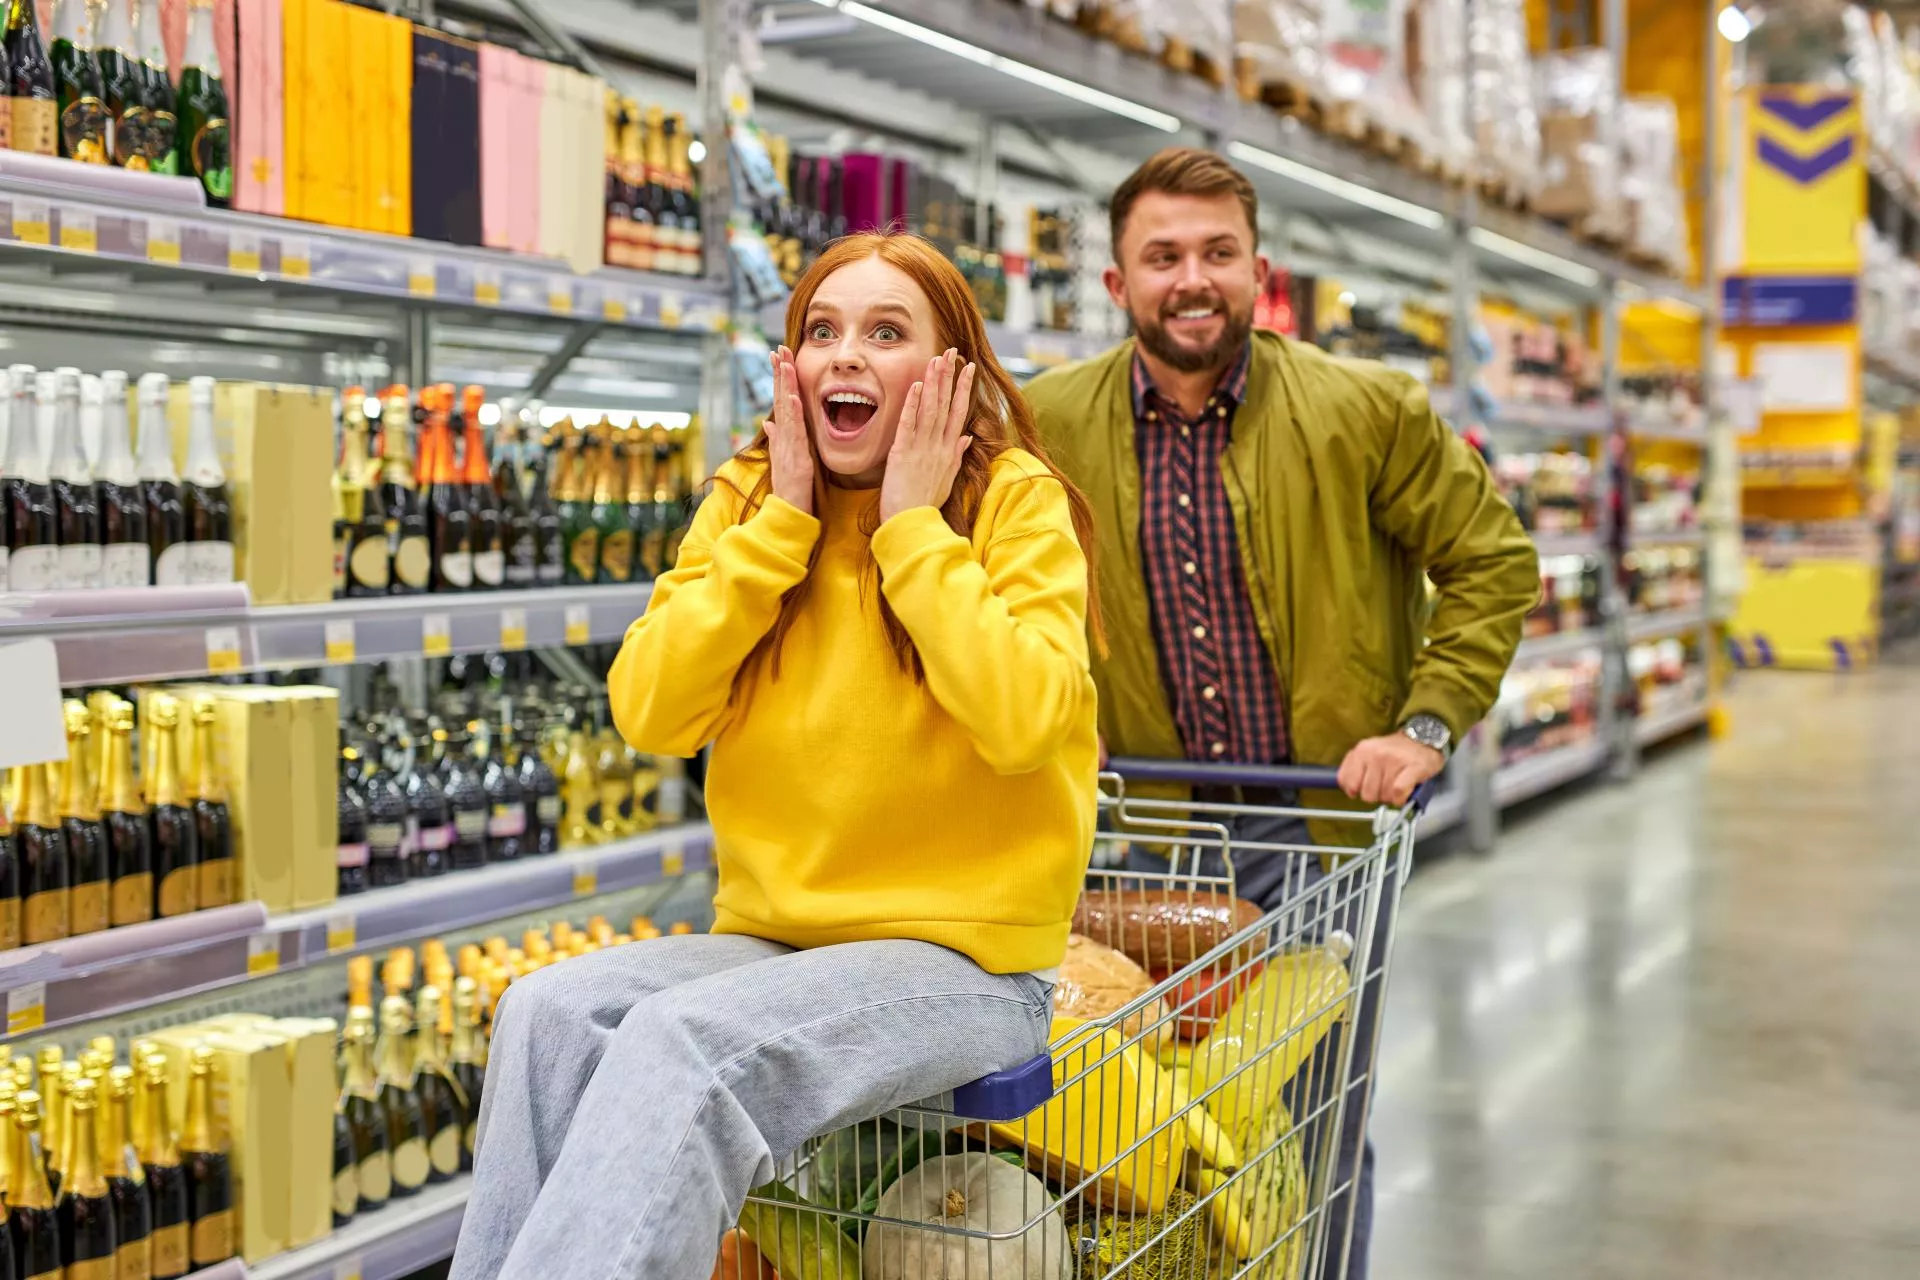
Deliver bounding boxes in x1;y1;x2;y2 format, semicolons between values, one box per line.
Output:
949;1053;1054;1122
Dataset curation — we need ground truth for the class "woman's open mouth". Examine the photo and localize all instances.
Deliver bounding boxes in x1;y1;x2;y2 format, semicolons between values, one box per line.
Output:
822;390;879;440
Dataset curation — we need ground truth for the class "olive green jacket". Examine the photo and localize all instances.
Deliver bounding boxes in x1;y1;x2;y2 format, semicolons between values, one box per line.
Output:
1025;331;1539;846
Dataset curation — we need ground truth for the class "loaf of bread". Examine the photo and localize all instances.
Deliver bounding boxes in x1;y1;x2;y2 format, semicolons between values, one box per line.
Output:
1055;933;1171;1043
1071;890;1266;972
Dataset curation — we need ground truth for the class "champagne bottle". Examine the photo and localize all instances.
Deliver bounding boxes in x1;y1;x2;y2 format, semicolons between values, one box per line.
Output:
4;365;60;592
6;0;56;156
11;1092;61;1280
181;375;233;585
666;111;702;275
136;372;186;586
461;387;505;591
363;734;408;890
102;698;154;927
16;762;68;944
336;388;390;598
603;90;632;266
555;421;598;586
330;1104;356;1227
527;413;565;587
176;0;229;205
96;0;143;167
180;1046;232;1267
140;1056;188;1280
561;730;600;849
623;422;653;578
59;701;109;937
641;105;675;273
410;987;466;1183
590;421;632;585
374;996;428;1198
0;1095;15;1280
96;370;151;586
377;387;430;594
517;718;560;856
50;0;107;162
448;978;485;1168
443;725;488;872
596;727;635;840
48;367;102;590
0;787;17;953
402;724;451;880
622;98;653;272
105;1066;150;1280
339;1008;390;1213
57;1077;117;1279
481;711;525;862
146;692;200;919
187;696;232;909
495;403;538;588
423;386;471;593
336;735;369;896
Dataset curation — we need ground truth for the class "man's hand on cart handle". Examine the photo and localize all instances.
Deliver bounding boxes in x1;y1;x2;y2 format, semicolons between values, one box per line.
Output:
1338;734;1445;806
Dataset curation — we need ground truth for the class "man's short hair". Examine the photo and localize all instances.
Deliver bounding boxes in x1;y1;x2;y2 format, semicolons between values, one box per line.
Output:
1109;148;1260;258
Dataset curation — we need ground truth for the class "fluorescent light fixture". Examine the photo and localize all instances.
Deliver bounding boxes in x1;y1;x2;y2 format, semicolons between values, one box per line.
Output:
1469;227;1603;288
1227;141;1447;229
1717;5;1752;41
809;0;1180;132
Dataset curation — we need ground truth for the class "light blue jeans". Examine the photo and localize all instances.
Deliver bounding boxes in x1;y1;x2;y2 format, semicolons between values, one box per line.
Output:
448;933;1054;1280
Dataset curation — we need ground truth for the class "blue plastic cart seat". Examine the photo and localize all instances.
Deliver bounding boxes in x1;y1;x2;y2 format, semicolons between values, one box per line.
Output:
948;1052;1055;1122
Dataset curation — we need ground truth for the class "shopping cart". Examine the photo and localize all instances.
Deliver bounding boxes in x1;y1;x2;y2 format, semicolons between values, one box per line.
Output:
720;760;1427;1280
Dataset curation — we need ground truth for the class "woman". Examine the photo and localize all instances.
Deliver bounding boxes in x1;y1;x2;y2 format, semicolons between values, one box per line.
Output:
449;231;1102;1280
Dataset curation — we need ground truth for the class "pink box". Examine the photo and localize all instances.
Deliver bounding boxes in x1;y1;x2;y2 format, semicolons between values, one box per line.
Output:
478;42;509;251
233;0;284;215
510;52;544;257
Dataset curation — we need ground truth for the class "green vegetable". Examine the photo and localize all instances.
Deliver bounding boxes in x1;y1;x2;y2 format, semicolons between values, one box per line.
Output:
740;1181;863;1280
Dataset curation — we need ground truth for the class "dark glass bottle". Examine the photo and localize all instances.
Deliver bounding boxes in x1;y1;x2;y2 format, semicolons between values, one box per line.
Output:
527;420;565;587
337;388;390;598
363;737;409;890
101;698;153;928
57;700;110;938
590;422;633;585
518;720;561;857
16;761;69;945
331;1105;357;1228
665;111;701;275
176;0;230;206
443;726;488;872
375;996;429;1199
136;371;187;586
11;1092;63;1280
411;987;466;1184
57;1078;118;1279
140;1061;191;1280
96;0;144;168
7;0;57;157
480;714;525;863
336;739;369;896
460;387;505;591
555;422;598;586
448;978;486;1170
181;1046;234;1268
338;1010;391;1215
146;692;199;920
377;387;430;595
50;367;103;590
181;376;234;586
4;366;60;592
423;386;471;593
402;724;452;880
0;789;18;953
50;0;108;163
105;1067;152;1280
496;406;538;588
187;695;233;909
135;0;175;173
95;369;151;588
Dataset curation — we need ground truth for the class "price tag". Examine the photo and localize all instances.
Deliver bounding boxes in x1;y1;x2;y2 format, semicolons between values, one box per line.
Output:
409;258;436;297
706;309;728;333
58;210;96;253
564;603;591;646
422;613;451;657
147;216;181;263
571;867;598;898
229;230;262;273
662;847;685;878
6;983;46;1036
601;294;628;323
323;619;356;664
547;284;573;315
280;234;312;278
205;626;243;673
475;266;502;306
500;607;527;651
325;914;356;953
333;1258;363;1280
659;291;684;329
12;198;50;245
246;933;280;976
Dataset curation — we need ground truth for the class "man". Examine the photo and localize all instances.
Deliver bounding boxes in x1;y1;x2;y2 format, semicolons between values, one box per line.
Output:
1026;148;1537;1278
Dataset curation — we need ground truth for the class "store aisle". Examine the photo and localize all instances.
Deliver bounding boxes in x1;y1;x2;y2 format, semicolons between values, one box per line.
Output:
1370;665;1920;1278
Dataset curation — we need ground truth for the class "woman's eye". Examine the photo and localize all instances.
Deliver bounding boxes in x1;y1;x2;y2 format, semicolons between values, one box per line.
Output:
873;324;901;341
808;322;834;341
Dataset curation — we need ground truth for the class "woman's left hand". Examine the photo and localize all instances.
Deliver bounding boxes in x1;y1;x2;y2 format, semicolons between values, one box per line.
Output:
879;349;976;523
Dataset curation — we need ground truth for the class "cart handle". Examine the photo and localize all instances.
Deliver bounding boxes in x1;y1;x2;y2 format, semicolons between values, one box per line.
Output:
1106;757;1439;813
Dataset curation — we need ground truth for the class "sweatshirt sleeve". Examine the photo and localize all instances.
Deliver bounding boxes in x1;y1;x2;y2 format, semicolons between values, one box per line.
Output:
607;483;820;756
870;468;1091;775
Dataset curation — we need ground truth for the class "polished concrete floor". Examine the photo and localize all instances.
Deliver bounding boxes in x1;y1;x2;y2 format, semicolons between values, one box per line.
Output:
1370;663;1920;1278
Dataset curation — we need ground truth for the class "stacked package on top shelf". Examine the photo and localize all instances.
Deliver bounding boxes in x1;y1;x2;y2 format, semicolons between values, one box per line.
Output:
1232;0;1326;106
1320;0;1435;156
1142;0;1232;85
1844;6;1920;185
1466;0;1540;203
1619;96;1691;275
1532;48;1626;242
1408;0;1474;178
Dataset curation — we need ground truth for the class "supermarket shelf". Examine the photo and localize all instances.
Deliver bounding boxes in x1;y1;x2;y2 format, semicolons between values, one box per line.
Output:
0;825;714;1042
0;161;725;334
1492;739;1609;808
1626;413;1710;445
987;323;1115;374
247;1178;470;1280
1531;531;1603;558
1627;606;1710;643
1488;401;1614;437
1741;467;1857;489
1514;627;1606;664
1629;526;1707;549
0;582;657;685
1635;697;1710;747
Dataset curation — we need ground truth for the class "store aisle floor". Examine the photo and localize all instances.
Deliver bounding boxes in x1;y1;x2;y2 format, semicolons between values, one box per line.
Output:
1370;664;1920;1278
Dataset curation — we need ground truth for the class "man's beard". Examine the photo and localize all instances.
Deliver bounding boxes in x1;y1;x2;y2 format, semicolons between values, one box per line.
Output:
1133;297;1255;374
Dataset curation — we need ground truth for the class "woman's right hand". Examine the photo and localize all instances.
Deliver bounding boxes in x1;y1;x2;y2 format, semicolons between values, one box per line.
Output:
766;346;814;516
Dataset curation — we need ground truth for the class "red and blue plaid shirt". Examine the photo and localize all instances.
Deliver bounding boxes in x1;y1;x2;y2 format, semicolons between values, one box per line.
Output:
1131;344;1290;764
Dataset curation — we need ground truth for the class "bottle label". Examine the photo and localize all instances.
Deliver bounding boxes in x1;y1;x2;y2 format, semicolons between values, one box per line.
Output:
191;117;233;200
150;1222;189;1277
487;804;525;838
438;549;473;589
67;1258;114;1280
472;548;505;588
357;1149;392;1203
600;528;635;582
61;95;110;163
640;529;668;579
185;540;235;585
333;1166;358;1218
198;857;232;908
154;541;193;587
13;96;57;156
392;1136;429;1190
539;533;565;582
112;871;155;926
0;94;10;150
9;544;62;592
506;533;537;585
350;534;391;590
394;534;431;589
102;541;152;588
454;809;487;840
568;528;600;581
429;1124;461;1175
0;897;16;951
113;106;149;170
537;795;563;824
189;1206;233;1264
25;887;69;944
70;879;110;934
159;864;199;917
58;542;105;590
336;840;370;869
416;823;452;852
117;1236;152;1280
399;816;417;860
367;822;404;856
147;109;178;173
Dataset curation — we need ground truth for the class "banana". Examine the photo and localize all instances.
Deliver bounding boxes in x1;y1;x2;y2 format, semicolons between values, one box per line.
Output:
1167;1068;1242;1170
1193;1167;1257;1260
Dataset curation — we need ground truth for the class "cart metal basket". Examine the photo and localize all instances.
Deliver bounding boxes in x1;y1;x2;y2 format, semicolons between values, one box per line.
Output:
720;760;1427;1280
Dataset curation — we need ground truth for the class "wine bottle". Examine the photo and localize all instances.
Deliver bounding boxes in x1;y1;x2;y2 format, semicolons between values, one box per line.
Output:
561;730;600;849
410;986;466;1184
595;727;635;840
16;762;69;945
146;692;200;919
336;736;369;896
442;725;487;872
666;111;702;275
589;421;632;584
49;367;103;590
95;370;151;587
135;372;186;586
556;421;598;586
423;386;472;593
58;701;109;937
495;402;537;588
603;90;632;266
57;1077;117;1279
50;0;106;163
642;105;676;273
461;387;505;591
134;0;172;173
448;977;485;1169
186;696;232;909
0;1097;16;1278
374;996;429;1199
517;718;560;857
140;1057;188;1280
181;375;233;585
402;724;451;880
363;735;408;890
622;98;653;272
101;698;154;928
481;710;525;862
176;0;229;205
0;783;18;953
104;1066;150;1280
11;1091;62;1280
7;0;56;157
180;1046;233;1268
377;387;430;595
331;1104;356;1228
527;412;565;587
338;389;389;597
339;1009;391;1213
4;365;60;592
96;0;143;168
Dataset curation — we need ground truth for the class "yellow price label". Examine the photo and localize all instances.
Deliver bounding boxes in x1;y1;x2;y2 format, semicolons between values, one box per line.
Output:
229;232;262;273
408;258;436;297
147;218;181;263
572;867;598;898
659;292;684;329
12;199;50;245
6;983;46;1036
548;287;573;315
326;914;356;953
59;211;96;253
246;934;280;976
500;607;527;652
475;269;502;306
662;849;685;878
205;626;243;673
422;613;451;657
602;295;628;323
324;619;356;664
564;603;590;646
335;1262;363;1280
280;235;312;278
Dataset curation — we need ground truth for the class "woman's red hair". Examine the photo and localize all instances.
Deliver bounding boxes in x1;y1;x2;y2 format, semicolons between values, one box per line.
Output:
723;229;1103;686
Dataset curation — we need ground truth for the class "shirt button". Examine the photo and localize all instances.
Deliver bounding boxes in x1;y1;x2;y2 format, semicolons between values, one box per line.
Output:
1177;494;1191;508
1180;425;1191;438
1146;410;1158;422
1183;561;1197;576
1210;741;1227;756
1192;624;1207;640
1202;685;1217;700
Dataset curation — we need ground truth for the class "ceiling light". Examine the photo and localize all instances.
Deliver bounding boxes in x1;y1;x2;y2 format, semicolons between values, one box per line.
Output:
1469;227;1603;288
1717;5;1752;41
1227;141;1447;229
811;0;1180;132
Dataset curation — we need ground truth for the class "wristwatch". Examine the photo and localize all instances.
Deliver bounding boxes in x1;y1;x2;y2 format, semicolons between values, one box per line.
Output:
1401;713;1452;760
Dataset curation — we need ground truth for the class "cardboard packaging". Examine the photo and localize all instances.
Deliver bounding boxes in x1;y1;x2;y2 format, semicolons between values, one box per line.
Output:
204;1028;295;1263
535;58;565;263
412;27;482;246
233;0;285;217
280;0;311;221
267;1017;340;1248
276;685;341;910
384;10;414;237
479;42;512;251
507;49;542;255
207;688;296;913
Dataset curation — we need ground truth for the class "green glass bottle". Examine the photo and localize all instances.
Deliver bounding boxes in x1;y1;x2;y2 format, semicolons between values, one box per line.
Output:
591;423;634;586
95;0;144;168
175;0;229;205
50;0;107;163
7;0;58;157
554;421;598;587
135;0;175;174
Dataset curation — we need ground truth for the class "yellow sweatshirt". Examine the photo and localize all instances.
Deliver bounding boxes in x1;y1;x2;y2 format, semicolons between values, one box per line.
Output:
608;447;1099;974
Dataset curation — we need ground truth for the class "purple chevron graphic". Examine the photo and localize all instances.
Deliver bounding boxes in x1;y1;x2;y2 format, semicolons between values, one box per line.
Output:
1757;135;1855;184
1758;94;1853;131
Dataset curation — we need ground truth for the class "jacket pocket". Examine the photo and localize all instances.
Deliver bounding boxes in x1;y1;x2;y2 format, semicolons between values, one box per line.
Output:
1341;652;1406;721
